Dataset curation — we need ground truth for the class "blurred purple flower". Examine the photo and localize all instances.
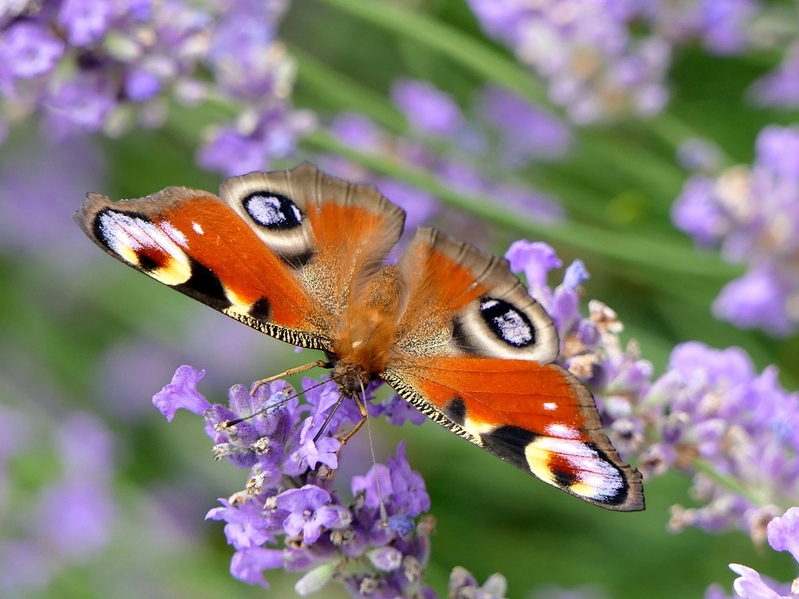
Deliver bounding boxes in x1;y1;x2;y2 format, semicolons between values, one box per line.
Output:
477;85;572;165
677;138;724;173
642;342;799;539
0;0;312;170
0;133;105;269
673;124;799;336
713;265;794;335
0;413;117;594
750;44;799;108
466;0;672;122
391;78;463;137
58;0;114;47
1;21;64;79
330;111;385;153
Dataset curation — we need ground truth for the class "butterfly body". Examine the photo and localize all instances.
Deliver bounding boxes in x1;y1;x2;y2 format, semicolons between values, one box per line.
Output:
75;163;644;511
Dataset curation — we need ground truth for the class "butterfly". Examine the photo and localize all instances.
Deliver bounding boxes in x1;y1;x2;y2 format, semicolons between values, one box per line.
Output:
75;162;644;511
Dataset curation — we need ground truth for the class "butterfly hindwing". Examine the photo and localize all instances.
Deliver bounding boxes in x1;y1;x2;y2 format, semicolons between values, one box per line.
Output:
385;228;644;511
220;163;406;320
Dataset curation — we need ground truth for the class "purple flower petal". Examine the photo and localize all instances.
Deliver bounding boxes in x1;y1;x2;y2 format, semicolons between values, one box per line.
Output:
505;240;562;288
712;267;794;336
197;127;266;177
152;365;210;421
729;564;784;599
206;498;278;550
563;260;590;290
230;547;283;587
276;485;335;543
767;508;799;563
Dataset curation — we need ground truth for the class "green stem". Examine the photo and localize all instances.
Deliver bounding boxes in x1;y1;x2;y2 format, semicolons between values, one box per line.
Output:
312;0;548;105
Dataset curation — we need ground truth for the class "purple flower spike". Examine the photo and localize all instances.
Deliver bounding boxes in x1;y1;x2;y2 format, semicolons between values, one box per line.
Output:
276;485;340;544
153;366;481;596
388;441;430;517
563;260;590;290
152;365;210;421
673;124;799;335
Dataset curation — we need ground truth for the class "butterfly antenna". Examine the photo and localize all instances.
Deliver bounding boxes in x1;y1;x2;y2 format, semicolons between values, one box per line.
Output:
360;378;388;526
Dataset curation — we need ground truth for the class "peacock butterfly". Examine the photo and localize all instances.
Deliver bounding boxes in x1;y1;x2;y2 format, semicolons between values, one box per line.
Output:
74;163;644;511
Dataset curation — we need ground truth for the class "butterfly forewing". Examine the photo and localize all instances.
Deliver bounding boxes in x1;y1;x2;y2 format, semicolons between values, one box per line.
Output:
74;185;333;349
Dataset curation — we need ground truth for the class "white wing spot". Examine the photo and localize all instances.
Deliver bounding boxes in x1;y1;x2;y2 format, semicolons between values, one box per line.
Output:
492;310;533;345
543;402;557;411
162;221;187;247
545;423;580;439
192;221;204;235
248;195;287;226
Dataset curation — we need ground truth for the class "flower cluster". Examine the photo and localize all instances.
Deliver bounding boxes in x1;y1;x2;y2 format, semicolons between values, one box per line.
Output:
708;507;799;598
466;0;762;123
0;0;313;169
642;342;799;541
672;124;799;336
320;80;567;236
152;364;501;597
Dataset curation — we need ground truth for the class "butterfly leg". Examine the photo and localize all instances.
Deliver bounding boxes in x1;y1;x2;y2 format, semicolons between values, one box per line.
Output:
250;359;331;395
338;395;368;447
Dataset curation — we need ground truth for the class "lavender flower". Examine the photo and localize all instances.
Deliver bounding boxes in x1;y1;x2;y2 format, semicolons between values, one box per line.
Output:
153;364;444;596
750;44;799;108
0;0;313;170
673;124;799;336
466;1;769;123
466;1;671;122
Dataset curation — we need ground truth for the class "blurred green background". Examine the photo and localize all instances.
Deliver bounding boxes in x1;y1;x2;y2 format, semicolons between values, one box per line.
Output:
2;0;798;598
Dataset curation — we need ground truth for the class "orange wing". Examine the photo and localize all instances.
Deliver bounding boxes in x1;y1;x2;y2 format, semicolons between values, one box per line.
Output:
74;163;405;350
384;229;644;511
